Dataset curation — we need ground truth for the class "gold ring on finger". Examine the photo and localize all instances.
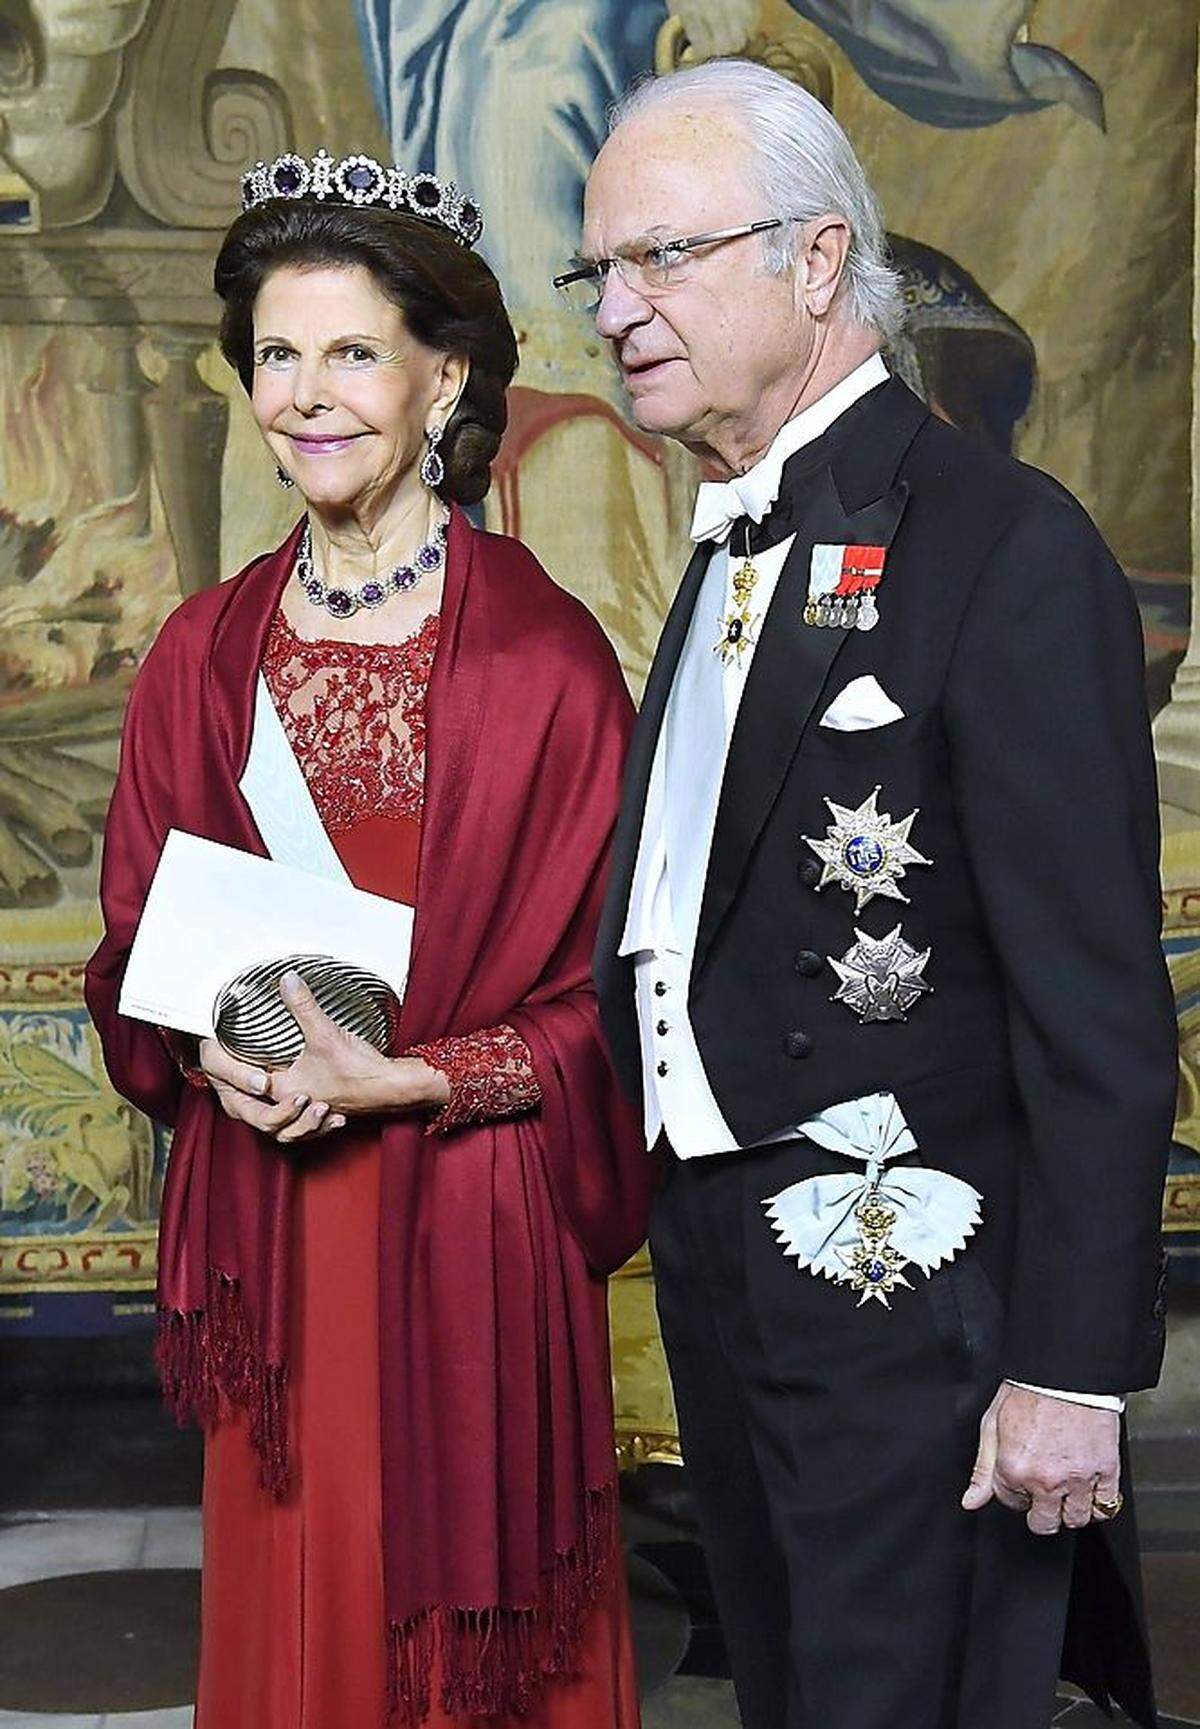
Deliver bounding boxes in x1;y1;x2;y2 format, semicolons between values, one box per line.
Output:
1092;1493;1123;1519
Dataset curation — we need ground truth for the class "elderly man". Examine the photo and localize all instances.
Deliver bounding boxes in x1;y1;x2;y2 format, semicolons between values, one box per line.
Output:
574;59;1176;1729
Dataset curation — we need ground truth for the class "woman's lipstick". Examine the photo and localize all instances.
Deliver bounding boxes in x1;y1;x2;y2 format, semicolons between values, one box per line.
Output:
288;433;365;454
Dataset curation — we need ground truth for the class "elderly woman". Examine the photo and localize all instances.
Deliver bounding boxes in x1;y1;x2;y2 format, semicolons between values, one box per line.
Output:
85;156;651;1729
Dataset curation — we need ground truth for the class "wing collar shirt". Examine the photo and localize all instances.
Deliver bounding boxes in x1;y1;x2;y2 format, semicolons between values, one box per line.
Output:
619;351;889;1159
619;351;1120;1411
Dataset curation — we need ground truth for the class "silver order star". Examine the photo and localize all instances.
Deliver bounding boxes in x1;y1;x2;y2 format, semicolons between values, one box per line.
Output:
829;925;932;1024
802;785;930;912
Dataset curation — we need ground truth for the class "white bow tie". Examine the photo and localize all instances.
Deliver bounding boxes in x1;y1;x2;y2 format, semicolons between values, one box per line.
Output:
690;457;783;544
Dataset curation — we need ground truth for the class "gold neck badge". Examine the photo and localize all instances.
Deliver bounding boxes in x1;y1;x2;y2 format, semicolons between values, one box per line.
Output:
714;528;762;667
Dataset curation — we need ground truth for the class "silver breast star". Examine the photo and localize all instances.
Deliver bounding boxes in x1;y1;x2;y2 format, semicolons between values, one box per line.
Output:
829;925;932;1023
802;786;931;912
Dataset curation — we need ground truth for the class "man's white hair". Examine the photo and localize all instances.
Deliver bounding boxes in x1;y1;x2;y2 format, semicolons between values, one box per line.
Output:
610;60;906;339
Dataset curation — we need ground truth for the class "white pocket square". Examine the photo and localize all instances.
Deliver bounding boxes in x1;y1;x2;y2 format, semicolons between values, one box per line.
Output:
819;674;906;732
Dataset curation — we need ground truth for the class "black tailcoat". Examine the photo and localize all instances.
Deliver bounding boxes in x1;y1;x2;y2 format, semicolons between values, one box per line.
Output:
594;377;1176;1725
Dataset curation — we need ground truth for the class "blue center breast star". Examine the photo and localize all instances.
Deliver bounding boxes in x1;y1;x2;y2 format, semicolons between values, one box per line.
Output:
802;786;931;913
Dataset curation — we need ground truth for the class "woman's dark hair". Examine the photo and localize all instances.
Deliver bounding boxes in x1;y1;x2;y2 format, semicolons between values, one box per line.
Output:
214;200;519;507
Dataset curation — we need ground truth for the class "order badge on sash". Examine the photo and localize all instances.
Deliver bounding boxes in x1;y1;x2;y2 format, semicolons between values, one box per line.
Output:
805;543;886;631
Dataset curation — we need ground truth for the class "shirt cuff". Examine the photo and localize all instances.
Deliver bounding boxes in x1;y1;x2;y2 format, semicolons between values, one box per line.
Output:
408;1024;541;1134
1006;1380;1126;1413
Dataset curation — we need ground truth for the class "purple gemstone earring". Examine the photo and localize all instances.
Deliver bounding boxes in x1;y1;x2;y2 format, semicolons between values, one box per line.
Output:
420;425;445;491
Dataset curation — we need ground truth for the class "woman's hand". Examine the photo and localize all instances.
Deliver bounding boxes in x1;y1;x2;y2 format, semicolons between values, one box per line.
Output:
199;1037;345;1144
264;972;451;1119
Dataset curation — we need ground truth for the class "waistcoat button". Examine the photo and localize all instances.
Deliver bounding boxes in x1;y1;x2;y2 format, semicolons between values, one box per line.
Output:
654;980;668;997
656;1060;669;1077
656;1020;670;1037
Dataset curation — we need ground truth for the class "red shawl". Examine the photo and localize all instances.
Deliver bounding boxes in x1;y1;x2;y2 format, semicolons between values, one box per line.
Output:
84;510;655;1720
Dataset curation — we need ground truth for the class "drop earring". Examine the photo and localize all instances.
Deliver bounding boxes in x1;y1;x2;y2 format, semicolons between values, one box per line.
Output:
275;465;295;489
420;424;445;491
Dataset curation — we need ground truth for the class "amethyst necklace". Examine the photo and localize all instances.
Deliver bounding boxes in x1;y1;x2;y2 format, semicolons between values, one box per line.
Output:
294;511;449;619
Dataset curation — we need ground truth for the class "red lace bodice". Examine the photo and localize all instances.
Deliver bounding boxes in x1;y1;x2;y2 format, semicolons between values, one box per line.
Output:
262;609;439;838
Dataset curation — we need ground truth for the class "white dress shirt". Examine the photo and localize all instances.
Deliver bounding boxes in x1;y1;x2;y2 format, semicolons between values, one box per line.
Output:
620;353;891;1159
620;353;1122;1412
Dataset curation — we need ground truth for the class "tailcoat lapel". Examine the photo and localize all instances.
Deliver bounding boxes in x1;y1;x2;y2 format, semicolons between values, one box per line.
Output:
694;379;928;972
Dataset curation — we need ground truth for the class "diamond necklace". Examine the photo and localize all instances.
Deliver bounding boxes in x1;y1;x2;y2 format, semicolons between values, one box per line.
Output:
294;511;449;619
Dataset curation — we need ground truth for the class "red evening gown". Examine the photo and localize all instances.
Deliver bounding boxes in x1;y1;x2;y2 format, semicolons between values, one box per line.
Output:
194;609;640;1729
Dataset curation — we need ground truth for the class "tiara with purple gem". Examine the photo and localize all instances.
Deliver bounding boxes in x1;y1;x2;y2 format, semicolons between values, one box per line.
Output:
240;151;484;248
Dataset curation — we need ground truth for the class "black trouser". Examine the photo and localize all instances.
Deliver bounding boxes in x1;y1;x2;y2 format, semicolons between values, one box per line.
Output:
650;1137;1075;1729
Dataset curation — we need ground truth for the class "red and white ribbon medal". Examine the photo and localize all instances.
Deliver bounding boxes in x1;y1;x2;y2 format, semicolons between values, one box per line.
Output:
806;543;887;632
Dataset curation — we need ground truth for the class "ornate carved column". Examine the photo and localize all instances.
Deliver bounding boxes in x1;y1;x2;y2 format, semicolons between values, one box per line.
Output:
0;229;236;593
142;330;228;596
83;326;152;531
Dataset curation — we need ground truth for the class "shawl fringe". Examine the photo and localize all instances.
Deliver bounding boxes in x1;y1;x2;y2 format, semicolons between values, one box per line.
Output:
155;1270;290;1497
387;1483;616;1724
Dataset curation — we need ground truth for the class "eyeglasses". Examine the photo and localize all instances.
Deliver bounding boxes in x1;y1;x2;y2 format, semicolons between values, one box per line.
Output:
553;217;798;316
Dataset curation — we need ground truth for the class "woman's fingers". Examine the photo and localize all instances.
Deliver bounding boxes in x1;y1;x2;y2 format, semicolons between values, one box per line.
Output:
199;1037;270;1099
214;1084;311;1134
207;1064;347;1140
274;1098;332;1144
280;970;336;1040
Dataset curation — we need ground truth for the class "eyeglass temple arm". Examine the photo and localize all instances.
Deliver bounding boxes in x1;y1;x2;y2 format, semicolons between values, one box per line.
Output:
552;216;794;286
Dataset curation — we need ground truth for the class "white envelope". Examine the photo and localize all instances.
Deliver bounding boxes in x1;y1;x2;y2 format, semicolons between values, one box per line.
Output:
819;674;906;732
118;829;414;1039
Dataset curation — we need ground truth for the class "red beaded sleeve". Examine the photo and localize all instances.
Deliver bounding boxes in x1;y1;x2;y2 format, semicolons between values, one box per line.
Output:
408;1024;541;1134
156;1026;210;1091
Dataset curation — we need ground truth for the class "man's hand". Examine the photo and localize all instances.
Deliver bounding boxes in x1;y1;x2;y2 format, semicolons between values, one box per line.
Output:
675;0;759;59
962;1383;1121;1535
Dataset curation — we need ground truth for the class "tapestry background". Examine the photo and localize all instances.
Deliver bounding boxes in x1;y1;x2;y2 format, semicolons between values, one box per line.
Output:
0;0;1196;1460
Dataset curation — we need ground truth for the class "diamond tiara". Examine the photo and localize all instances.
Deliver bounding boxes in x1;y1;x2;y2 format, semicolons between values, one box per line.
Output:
240;151;485;248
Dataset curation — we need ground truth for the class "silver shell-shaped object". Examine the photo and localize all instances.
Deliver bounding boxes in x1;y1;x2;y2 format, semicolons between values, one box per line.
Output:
213;953;402;1067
